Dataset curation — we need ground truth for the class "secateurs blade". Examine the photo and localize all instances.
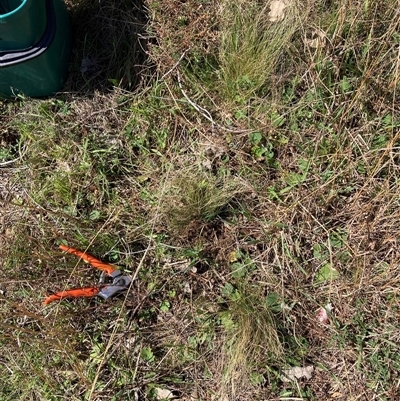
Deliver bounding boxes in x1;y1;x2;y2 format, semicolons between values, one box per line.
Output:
44;245;131;305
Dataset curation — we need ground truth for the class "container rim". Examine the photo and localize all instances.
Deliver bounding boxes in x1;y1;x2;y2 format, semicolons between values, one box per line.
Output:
0;0;55;67
0;0;29;19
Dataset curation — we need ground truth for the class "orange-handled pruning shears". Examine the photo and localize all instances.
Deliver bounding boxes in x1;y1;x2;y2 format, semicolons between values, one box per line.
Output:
44;245;131;305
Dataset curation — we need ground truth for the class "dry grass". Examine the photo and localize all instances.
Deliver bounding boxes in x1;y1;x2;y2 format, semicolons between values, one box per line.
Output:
1;0;400;400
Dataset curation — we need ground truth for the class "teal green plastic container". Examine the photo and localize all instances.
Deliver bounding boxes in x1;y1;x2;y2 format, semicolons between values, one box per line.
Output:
0;0;72;98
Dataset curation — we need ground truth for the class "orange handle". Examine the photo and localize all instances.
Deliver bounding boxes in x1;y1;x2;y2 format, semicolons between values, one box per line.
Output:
44;287;99;304
59;245;116;275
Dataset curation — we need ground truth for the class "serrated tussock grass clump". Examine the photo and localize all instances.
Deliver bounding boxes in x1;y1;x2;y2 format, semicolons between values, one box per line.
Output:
219;284;283;399
218;0;304;103
161;168;244;231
